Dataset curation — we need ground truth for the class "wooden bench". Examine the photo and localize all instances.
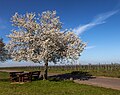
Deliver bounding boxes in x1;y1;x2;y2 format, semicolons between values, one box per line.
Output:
9;71;41;82
19;72;31;82
9;71;24;82
29;71;41;80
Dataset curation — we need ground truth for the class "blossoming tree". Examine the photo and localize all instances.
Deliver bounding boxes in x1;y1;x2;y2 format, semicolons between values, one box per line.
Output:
6;11;86;79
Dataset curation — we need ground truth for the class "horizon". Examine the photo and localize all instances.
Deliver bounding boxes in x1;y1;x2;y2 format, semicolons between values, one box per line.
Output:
0;0;120;67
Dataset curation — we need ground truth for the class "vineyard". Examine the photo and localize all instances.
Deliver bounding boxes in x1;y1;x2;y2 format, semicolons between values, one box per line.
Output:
0;63;120;78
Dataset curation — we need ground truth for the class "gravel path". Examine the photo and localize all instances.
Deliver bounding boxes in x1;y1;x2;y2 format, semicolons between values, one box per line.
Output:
48;73;120;90
74;77;120;90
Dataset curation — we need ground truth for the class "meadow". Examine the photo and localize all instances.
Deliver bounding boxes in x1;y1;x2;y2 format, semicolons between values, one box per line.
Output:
0;64;120;95
0;72;120;95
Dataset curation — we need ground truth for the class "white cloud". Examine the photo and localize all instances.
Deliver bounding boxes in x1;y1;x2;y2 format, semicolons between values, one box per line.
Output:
73;10;119;36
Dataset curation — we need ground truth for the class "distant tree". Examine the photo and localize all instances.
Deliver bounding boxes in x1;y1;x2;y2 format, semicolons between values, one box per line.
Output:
6;11;86;79
0;38;9;62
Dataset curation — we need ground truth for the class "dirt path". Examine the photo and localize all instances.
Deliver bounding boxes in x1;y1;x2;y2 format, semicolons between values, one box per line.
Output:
48;73;120;90
74;77;120;90
0;69;22;72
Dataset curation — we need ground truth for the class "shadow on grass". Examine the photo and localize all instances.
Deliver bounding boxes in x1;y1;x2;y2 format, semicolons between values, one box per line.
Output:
48;71;96;81
0;78;9;82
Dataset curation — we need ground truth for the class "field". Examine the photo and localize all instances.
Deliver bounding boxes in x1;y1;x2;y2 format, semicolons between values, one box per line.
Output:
1;64;120;78
0;64;120;95
0;72;120;95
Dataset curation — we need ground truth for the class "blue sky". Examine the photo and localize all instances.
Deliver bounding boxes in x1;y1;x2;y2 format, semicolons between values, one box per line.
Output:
0;0;120;66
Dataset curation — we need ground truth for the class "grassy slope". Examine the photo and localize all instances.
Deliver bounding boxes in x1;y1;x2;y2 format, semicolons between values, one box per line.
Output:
0;72;120;95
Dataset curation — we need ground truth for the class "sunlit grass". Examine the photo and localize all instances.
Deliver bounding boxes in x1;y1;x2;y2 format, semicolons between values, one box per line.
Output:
0;72;120;95
0;80;120;95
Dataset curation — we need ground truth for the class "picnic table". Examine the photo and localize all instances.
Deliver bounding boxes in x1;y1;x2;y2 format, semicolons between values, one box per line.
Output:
9;71;41;82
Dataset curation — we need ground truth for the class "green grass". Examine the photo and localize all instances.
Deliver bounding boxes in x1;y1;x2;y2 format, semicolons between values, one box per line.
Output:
85;69;120;78
0;80;120;95
1;66;120;78
0;72;120;95
48;68;120;78
0;66;120;78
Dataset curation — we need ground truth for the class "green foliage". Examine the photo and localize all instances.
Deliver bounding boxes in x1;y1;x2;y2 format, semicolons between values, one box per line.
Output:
0;38;10;62
0;38;6;62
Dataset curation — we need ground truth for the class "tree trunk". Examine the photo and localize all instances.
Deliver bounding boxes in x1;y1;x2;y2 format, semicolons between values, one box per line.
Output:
43;61;48;80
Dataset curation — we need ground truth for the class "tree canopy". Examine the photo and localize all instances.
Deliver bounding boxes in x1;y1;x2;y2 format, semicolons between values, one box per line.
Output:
6;11;86;64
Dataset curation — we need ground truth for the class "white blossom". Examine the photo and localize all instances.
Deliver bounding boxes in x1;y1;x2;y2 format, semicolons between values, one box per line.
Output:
6;11;86;64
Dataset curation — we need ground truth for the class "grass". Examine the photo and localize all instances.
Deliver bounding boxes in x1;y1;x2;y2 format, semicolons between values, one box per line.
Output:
1;66;120;78
0;72;120;95
85;69;120;78
48;68;120;78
